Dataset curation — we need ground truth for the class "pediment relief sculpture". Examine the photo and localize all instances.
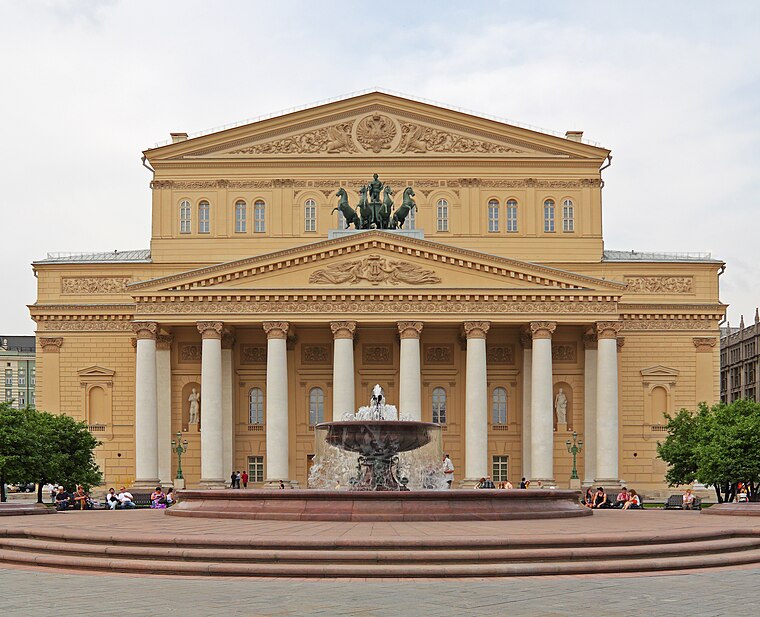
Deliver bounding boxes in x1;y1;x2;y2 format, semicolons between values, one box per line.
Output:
225;112;528;156
308;254;441;286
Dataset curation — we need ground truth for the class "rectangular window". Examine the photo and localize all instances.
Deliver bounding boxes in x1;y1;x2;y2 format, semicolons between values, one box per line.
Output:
562;204;574;232
4;369;11;387
544;207;555;232
254;201;266;233
4;389;12;402
18;391;25;407
487;202;499;232
247;456;265;483
198;202;210;234
506;202;518;232
235;202;246;233
492;456;509;482
30;366;35;386
18;368;25;386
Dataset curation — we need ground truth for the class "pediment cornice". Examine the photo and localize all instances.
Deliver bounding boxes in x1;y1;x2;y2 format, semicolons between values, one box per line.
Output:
128;231;626;295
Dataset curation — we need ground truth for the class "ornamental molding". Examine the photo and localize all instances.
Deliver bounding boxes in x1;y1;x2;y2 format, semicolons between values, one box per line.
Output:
582;328;598;349
131;321;158;340
36;320;134;332
178;343;202;362
309;255;442;286
39;337;64;352
624;276;694;294
156;333;174;350
596;321;623;339
135;298;618;316
61;277;131;294
463;321;491;339
128;231;620;293
230;121;358;155
693;337;718;352
621;318;716;331
330;321;357;339
263;321;290;339
397;321;424;339
197;321;223;339
530;321;557;339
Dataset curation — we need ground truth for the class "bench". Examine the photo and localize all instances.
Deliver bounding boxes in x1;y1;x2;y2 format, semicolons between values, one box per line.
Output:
664;494;702;510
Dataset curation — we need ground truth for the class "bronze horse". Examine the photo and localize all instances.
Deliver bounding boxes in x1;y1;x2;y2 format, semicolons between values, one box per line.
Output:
392;187;416;229
357;185;372;229
379;185;394;229
332;188;361;229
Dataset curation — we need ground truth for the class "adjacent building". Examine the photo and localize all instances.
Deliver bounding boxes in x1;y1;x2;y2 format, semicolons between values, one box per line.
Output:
721;311;760;403
1;336;36;408
30;92;725;494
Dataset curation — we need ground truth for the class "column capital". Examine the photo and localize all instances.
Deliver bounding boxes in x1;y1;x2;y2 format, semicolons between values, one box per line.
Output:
131;321;158;340
39;337;63;352
693;337;717;353
582;328;598;350
519;326;532;349
596;321;622;340
263;321;290;340
397;321;424;339
156;332;174;350
463;321;490;339
197;321;223;340
221;328;236;349
530;321;556;340
330;321;357;340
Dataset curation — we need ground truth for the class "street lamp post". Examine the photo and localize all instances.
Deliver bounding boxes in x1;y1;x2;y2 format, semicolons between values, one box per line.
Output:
171;431;188;488
565;431;583;489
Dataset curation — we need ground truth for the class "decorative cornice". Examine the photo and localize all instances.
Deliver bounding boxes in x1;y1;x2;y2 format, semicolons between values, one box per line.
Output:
530;321;557;340
621;318;717;331
397;321;424;339
596;321;622;339
330;321;357;340
197;321;223;340
39;337;63;352
131;321;158;340
463;321;491;339
263;321;289;339
36;320;133;332
693;337;717;352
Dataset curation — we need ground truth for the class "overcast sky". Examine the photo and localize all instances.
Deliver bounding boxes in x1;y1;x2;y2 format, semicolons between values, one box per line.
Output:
1;1;758;334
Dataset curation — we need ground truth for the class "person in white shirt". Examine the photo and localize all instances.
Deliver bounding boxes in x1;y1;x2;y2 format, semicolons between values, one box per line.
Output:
442;454;454;489
117;487;136;509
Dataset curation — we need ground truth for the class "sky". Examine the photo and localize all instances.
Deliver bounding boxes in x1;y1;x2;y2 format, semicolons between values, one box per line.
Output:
1;1;758;334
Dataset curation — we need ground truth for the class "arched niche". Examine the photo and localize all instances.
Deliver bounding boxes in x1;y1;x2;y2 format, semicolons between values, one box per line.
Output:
553;381;573;431
181;381;201;431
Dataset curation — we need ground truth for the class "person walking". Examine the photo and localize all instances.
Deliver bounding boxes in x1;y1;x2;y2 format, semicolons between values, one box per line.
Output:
230;471;238;489
241;470;249;489
442;454;454;489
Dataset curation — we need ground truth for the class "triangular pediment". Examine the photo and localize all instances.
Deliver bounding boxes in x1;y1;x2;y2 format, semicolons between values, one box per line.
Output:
129;231;625;296
640;365;680;377
144;92;609;163
77;365;116;377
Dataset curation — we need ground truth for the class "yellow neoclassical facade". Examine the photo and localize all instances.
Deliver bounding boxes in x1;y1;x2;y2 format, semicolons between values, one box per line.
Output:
31;92;724;494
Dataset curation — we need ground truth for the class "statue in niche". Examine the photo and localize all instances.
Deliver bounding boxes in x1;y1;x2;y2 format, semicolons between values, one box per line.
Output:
554;388;568;424
188;388;200;424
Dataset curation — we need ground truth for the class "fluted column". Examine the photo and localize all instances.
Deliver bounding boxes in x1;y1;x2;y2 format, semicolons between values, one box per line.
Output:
397;321;423;420
198;321;225;488
464;321;490;485
530;321;556;487
222;329;235;483
520;328;532;482
582;328;597;486
156;332;173;487
595;321;622;485
330;321;356;421
132;322;159;488
264;321;291;486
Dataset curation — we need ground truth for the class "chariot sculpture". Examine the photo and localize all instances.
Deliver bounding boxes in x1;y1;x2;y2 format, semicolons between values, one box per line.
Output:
333;173;416;230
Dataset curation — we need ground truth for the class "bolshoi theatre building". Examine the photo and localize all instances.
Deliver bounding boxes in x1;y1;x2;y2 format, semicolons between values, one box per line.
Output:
30;92;724;494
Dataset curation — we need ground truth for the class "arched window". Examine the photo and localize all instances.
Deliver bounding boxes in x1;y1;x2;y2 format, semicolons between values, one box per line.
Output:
235;200;246;233
309;387;324;426
543;199;555;233
88;386;108;426
492;387;508;425
304;199;317;232
254;200;266;233
562;199;574;232
248;388;264;425
179;200;191;234
198;200;210;234
488;199;499;232
436;198;449;232
432;387;447;424
403;204;416;230
506;199;518;232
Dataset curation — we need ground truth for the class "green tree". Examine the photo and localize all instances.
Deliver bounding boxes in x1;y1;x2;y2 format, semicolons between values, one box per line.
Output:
0;405;40;502
657;399;760;503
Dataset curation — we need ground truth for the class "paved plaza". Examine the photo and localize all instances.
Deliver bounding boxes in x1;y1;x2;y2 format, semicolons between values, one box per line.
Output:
0;565;757;616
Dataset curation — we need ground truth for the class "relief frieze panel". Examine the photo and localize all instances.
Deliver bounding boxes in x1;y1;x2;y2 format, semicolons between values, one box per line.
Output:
486;345;515;364
62;277;131;294
229;121;357;155
36;320;133;332
240;345;267;364
424;345;453;365
301;345;331;365
624;276;694;294
363;344;392;365
178;344;202;363
309;255;441;286
552;342;578;363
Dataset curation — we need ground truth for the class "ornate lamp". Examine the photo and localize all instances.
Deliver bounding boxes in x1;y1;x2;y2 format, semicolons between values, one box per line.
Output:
565;431;583;485
171;431;189;480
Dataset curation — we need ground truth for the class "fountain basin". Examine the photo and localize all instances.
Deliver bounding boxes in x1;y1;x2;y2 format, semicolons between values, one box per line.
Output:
166;489;591;521
319;420;438;455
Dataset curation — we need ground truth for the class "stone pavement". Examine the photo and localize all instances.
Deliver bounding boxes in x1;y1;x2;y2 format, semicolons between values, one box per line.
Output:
1;565;757;616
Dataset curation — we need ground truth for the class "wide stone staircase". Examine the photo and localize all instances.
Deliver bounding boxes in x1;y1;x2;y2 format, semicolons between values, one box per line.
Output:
1;526;760;577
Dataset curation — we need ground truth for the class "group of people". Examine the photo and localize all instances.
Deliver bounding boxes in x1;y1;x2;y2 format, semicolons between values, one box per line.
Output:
54;485;94;511
583;486;641;510
230;470;249;489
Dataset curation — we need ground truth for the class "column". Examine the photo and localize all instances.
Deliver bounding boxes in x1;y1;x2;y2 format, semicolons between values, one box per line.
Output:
530;321;556;487
330;321;356;420
263;321;291;486
38;338;63;414
582;328;597;486
595;321;622;485
397;321;423;420
519;328;532;482
222;329;235;483
464;321;490;485
156;332;173;487
197;321;225;488
132;322;159;487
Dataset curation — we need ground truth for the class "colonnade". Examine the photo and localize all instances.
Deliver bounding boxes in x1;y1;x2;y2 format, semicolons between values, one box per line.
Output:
131;319;622;489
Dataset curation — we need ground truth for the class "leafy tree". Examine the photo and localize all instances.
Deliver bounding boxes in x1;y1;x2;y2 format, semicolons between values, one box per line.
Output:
0;402;102;503
657;399;760;503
